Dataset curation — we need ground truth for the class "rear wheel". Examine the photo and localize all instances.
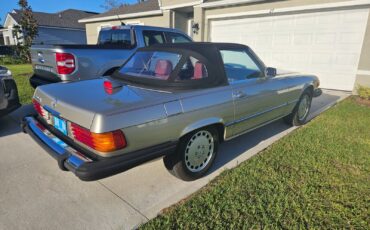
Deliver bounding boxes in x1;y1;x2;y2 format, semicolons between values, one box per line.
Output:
284;89;313;126
163;127;219;181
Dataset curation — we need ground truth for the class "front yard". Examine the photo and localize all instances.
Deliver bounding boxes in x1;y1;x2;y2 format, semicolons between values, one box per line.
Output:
6;64;34;105
142;98;370;229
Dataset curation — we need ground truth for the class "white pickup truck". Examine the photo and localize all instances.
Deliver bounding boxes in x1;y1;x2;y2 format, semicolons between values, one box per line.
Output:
30;25;192;88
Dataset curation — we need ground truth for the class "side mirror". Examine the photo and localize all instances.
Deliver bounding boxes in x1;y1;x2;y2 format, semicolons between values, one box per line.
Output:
265;67;277;78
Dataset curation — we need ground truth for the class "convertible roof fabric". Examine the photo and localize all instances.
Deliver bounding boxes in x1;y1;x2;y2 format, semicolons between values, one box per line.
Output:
112;42;255;90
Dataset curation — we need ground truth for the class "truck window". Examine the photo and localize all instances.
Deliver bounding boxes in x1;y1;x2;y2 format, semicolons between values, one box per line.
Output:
165;32;192;43
98;29;132;45
143;31;165;46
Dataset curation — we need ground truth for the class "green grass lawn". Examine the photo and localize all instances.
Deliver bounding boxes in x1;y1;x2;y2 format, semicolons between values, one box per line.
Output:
6;64;34;104
142;98;370;229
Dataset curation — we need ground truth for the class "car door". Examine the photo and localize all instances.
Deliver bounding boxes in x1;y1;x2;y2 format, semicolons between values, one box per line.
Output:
220;48;289;136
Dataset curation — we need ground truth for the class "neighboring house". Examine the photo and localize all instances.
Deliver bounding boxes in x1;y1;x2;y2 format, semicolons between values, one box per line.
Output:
0;26;4;45
1;9;98;45
79;0;370;92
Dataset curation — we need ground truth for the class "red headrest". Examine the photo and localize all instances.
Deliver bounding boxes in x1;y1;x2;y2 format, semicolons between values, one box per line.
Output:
155;59;172;79
193;62;204;79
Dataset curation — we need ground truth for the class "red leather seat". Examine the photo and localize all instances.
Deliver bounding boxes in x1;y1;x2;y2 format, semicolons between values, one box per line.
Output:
193;62;205;80
155;60;172;80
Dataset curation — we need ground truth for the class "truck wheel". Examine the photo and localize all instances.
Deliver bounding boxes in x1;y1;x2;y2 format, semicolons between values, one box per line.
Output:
163;127;219;181
284;89;313;126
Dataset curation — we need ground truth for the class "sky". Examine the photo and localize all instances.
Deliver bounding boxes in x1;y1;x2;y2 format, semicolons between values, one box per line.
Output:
0;0;138;25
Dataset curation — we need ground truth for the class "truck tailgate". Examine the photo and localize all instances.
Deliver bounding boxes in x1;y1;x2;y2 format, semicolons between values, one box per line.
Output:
31;45;60;80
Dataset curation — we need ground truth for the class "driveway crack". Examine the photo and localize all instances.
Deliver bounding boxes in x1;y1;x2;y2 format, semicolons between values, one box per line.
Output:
98;181;149;221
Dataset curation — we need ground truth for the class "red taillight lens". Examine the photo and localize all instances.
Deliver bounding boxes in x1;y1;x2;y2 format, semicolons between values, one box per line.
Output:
104;80;113;94
71;123;126;153
32;99;44;116
56;52;75;75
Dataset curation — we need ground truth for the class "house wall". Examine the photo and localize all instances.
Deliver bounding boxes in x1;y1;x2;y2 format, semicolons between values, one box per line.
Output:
174;11;190;34
2;15;19;45
85;14;171;44
33;27;87;45
161;0;196;7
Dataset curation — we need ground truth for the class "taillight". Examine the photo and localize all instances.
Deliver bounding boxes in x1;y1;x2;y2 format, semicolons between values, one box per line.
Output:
104;80;114;94
56;52;75;75
32;99;44;116
103;80;123;95
70;123;126;153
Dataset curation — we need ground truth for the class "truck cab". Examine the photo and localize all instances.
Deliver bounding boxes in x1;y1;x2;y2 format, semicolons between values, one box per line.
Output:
30;25;192;88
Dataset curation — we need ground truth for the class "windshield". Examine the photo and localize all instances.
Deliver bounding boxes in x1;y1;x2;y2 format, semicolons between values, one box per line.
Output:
98;29;132;45
118;51;182;80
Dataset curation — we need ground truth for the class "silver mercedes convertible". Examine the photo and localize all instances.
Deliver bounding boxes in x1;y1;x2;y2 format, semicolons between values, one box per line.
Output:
22;43;321;181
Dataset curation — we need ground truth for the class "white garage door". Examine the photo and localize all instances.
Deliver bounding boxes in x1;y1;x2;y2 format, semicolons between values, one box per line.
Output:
210;8;370;91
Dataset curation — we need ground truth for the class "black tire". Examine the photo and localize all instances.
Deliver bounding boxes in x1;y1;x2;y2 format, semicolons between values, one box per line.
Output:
284;89;313;126
163;127;219;181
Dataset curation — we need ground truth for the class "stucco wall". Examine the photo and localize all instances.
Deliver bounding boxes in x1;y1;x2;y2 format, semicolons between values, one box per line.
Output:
2;29;17;45
85;14;170;44
175;11;190;34
2;15;18;45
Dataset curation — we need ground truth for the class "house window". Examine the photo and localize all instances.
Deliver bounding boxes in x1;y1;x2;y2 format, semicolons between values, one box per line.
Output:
5;36;10;45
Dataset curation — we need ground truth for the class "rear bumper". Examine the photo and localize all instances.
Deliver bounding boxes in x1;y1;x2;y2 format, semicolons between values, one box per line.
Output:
30;74;61;89
21;116;177;181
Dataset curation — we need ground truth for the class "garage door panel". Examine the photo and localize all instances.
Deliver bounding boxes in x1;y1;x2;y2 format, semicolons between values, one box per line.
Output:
210;8;370;91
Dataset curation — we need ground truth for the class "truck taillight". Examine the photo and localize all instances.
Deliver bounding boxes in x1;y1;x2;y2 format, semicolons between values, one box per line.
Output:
56;52;75;75
70;123;127;153
32;99;44;116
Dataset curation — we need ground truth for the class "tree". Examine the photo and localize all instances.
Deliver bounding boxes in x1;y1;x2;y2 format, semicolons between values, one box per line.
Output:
100;0;144;10
15;0;38;62
100;0;125;10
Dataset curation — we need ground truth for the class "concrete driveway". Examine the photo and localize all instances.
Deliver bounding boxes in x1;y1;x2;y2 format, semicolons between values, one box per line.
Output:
0;89;349;230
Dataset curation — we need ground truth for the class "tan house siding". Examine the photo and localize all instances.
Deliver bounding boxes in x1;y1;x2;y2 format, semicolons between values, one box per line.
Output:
174;11;189;34
85;14;170;44
161;0;197;7
193;5;204;41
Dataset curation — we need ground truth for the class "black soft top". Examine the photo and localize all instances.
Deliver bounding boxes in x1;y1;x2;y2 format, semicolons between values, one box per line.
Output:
112;42;261;90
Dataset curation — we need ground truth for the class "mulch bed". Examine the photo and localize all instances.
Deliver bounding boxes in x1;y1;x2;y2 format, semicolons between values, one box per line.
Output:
355;97;370;107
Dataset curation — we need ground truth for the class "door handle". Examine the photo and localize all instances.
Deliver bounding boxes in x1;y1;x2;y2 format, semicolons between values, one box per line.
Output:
232;91;246;99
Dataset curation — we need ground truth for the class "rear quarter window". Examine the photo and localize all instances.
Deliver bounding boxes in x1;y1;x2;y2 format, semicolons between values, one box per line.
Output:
165;32;192;43
98;29;132;45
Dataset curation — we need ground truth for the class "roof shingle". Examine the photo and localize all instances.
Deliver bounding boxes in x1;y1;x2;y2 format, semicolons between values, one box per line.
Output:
81;0;159;21
10;9;98;29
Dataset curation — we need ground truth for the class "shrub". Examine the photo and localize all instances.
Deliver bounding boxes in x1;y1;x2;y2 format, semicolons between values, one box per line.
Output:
0;55;28;65
357;85;370;100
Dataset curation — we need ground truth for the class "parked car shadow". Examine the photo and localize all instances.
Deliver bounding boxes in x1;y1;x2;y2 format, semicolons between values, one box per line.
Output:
207;92;342;175
0;104;34;138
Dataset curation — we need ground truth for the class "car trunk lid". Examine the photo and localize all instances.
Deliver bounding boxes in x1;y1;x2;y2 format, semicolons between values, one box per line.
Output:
33;78;175;130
